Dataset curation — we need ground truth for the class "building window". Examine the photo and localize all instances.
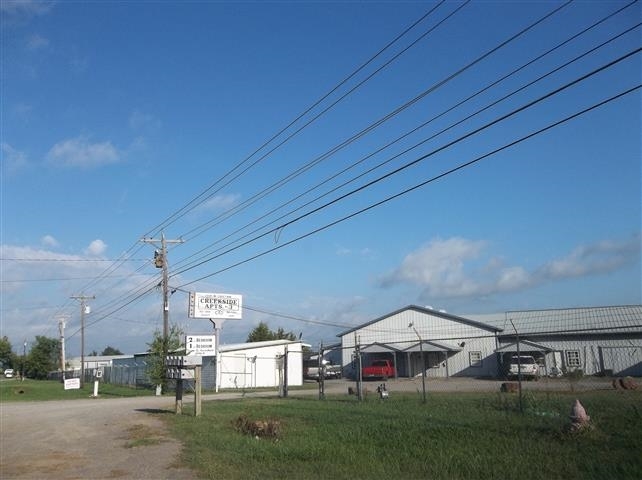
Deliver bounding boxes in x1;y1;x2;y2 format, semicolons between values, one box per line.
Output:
469;351;482;367
565;350;581;368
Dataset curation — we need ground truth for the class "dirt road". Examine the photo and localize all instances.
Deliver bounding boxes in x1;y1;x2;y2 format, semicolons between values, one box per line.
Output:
0;395;198;480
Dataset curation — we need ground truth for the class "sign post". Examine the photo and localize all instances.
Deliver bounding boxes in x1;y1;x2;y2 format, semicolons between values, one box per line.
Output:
188;292;242;393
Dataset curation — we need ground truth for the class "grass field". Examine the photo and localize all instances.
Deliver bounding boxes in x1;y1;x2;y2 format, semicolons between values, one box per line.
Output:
0;378;154;401
169;390;642;480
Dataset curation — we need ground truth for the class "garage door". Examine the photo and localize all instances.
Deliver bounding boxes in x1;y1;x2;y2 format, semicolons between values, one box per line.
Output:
599;346;642;376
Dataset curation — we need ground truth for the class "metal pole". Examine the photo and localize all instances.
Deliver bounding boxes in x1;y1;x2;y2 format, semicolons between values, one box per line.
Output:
419;339;426;404
510;319;523;414
211;319;222;393
356;334;363;402
318;343;325;400
410;323;426;403
283;345;288;398
58;317;67;381
22;340;26;381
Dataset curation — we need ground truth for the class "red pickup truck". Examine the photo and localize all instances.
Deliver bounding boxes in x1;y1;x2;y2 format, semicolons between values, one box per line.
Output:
362;360;396;379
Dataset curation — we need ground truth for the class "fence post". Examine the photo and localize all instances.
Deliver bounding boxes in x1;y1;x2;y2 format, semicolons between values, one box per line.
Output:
510;319;523;414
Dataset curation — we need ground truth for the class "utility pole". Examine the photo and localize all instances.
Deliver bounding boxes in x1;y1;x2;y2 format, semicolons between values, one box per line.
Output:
56;315;69;380
141;232;184;392
141;232;184;340
71;294;95;388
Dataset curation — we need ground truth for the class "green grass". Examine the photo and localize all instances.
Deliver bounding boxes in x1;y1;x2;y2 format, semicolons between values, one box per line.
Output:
168;391;642;480
0;379;154;401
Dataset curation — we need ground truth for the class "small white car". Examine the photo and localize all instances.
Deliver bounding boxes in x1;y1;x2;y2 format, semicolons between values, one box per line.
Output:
4;369;15;378
507;356;539;380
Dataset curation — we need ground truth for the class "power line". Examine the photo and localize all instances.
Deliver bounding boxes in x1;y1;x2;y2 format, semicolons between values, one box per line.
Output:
169;17;641;277
175;80;640;288
141;2;457;240
172;0;568;246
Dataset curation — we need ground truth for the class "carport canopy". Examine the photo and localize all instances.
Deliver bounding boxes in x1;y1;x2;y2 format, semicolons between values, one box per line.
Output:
360;340;462;354
495;340;552;353
403;339;463;353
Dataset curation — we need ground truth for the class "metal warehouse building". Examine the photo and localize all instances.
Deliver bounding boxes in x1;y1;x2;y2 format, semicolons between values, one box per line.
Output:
337;304;642;379
338;305;502;379
474;304;642;377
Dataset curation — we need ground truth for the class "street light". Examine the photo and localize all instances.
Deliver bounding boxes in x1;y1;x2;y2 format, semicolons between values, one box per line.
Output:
409;323;426;403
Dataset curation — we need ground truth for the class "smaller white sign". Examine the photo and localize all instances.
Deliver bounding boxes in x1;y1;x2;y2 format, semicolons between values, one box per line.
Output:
185;335;216;356
64;378;80;390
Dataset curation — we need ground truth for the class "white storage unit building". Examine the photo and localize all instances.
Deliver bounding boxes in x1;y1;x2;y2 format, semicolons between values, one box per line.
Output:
217;339;304;389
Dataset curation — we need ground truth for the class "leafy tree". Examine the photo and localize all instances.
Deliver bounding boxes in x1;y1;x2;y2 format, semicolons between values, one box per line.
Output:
25;336;60;379
0;336;16;370
101;346;123;356
89;350;98;356
247;322;297;342
146;324;184;393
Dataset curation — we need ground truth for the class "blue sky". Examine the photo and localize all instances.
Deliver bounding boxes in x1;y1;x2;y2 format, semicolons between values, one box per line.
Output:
1;0;640;357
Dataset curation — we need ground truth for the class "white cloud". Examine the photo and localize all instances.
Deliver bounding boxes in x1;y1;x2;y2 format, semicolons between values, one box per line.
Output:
84;239;107;256
46;136;121;168
40;235;59;248
379;237;486;292
1;142;29;173
27;34;49;50
378;234;641;300
0;0;53;18
197;194;241;213
129;110;161;131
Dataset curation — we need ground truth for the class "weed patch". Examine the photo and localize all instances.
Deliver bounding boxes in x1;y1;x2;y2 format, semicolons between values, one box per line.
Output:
233;414;282;440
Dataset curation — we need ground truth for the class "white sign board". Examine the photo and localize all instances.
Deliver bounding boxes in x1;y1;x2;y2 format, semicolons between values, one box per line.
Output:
185;335;216;356
188;292;242;319
64;378;80;390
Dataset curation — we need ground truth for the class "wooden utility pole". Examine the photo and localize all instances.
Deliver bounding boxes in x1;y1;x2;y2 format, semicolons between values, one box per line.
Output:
141;232;184;393
70;294;95;388
141;232;184;340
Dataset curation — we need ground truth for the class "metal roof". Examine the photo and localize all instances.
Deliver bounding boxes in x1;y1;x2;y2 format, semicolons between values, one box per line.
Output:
471;305;642;336
219;339;301;353
337;305;502;338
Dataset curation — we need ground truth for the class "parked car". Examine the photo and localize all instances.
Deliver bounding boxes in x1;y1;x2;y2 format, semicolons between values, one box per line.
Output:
303;359;342;380
4;369;15;378
507;355;539;380
362;359;396;380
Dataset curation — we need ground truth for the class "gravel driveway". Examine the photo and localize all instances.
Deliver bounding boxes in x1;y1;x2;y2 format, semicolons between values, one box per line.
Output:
0;395;198;480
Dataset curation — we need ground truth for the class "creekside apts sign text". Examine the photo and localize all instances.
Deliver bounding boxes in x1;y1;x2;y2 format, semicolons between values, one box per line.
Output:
188;292;243;320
